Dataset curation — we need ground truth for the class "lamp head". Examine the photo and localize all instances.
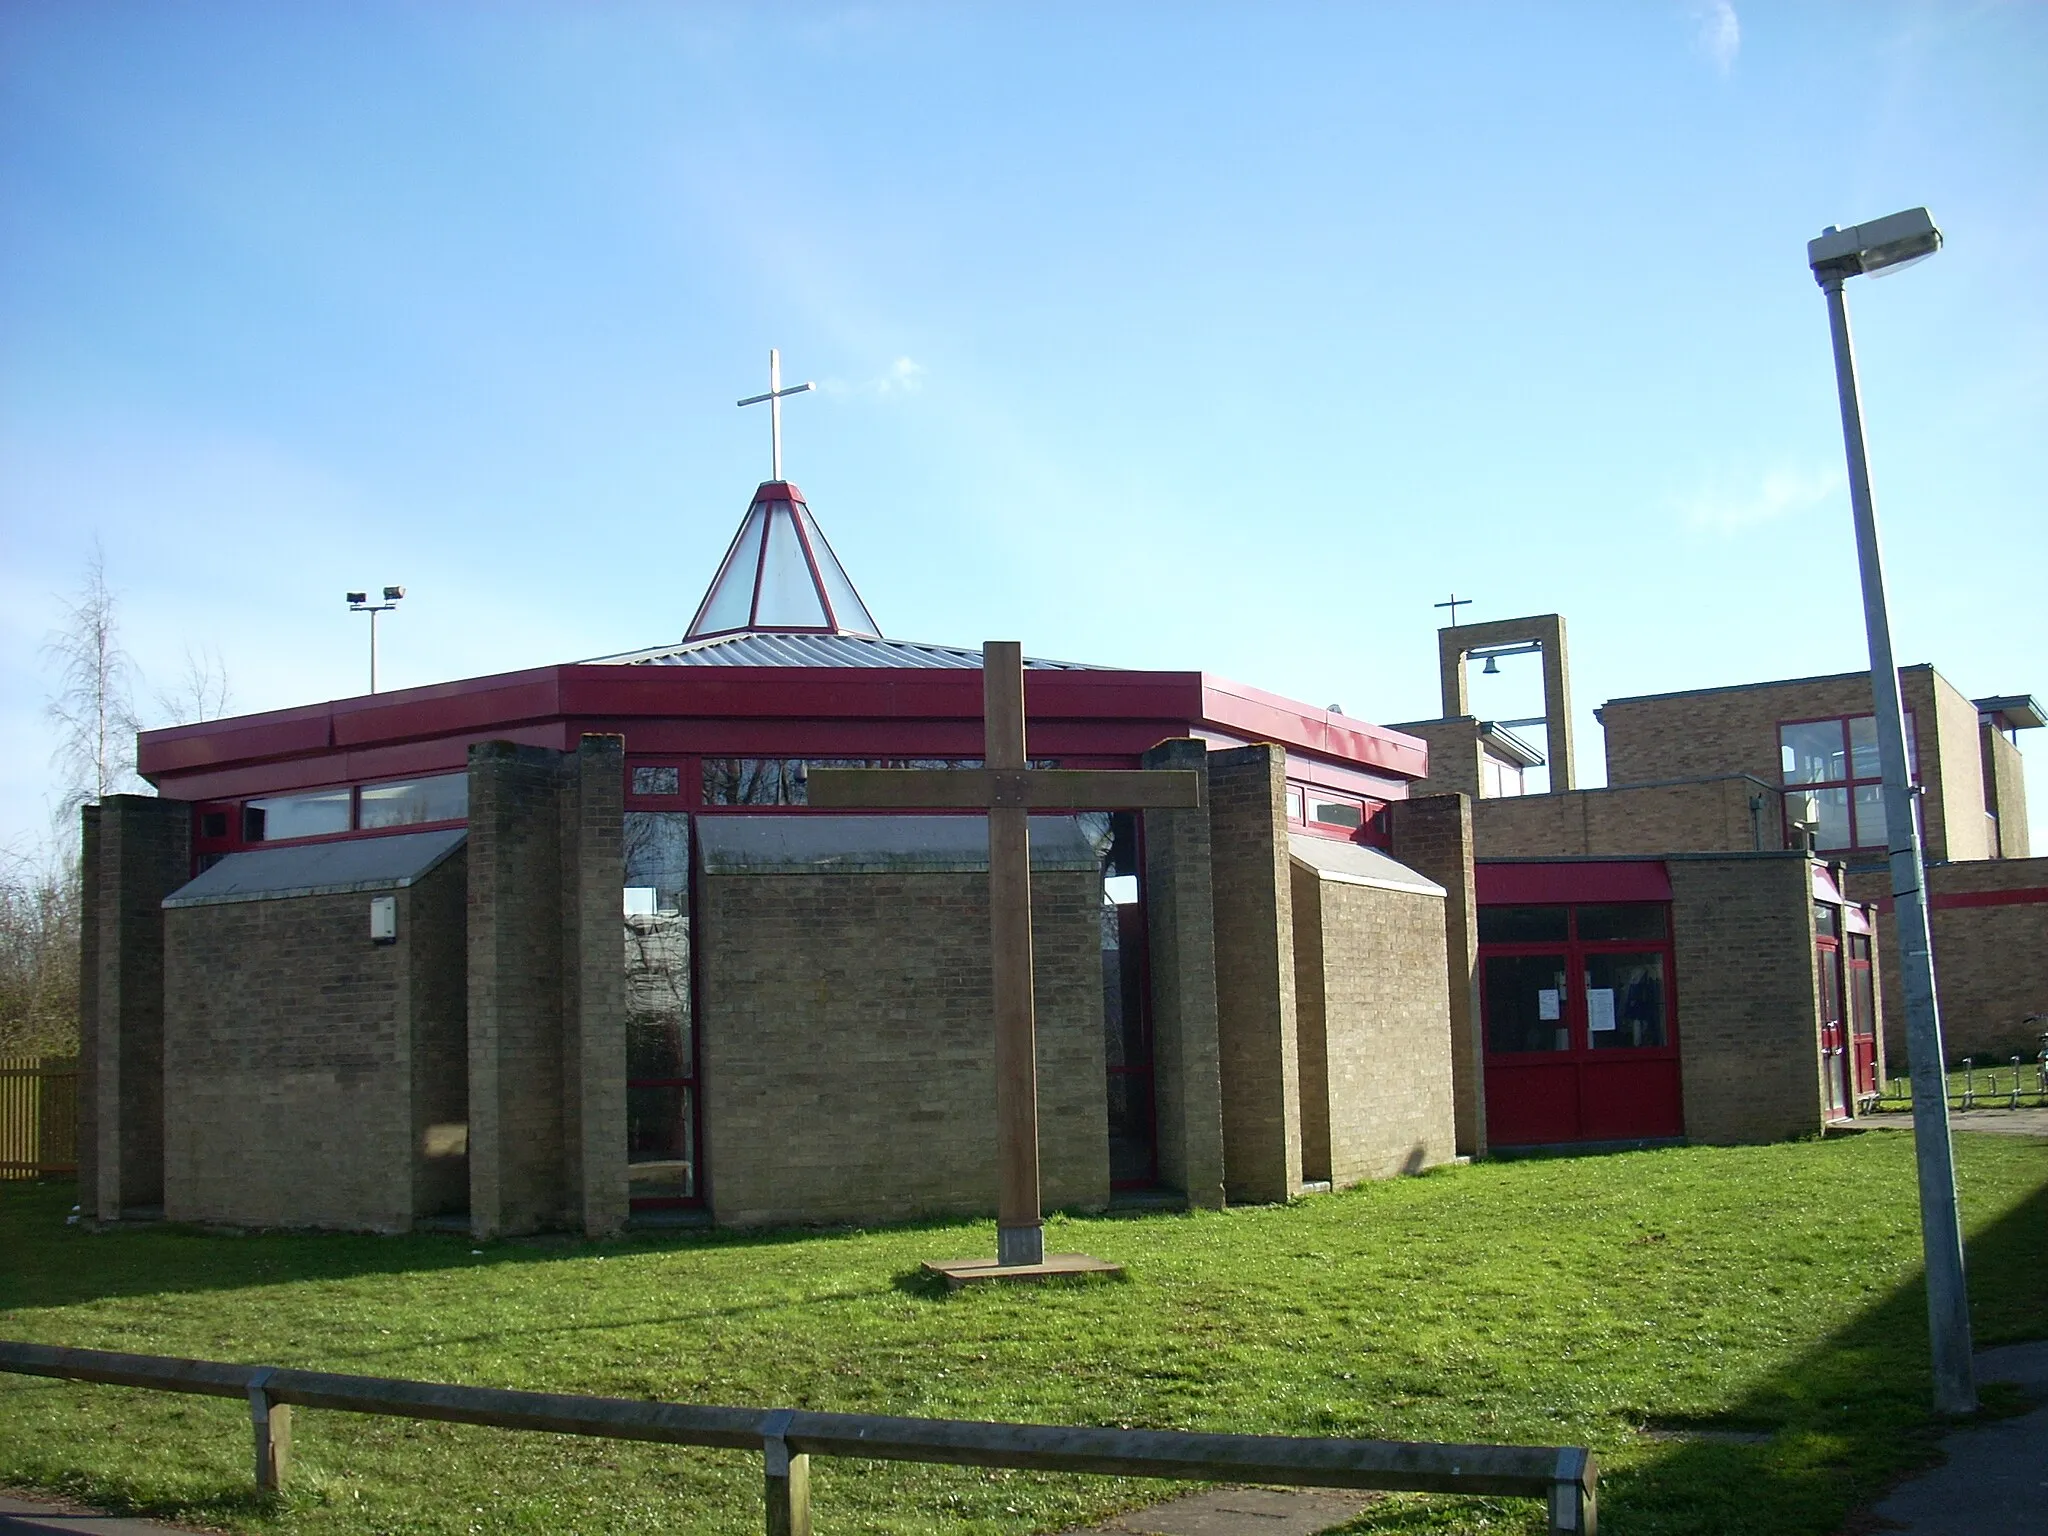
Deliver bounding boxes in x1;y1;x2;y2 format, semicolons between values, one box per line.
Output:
346;591;368;606
383;585;405;602
1809;207;1942;280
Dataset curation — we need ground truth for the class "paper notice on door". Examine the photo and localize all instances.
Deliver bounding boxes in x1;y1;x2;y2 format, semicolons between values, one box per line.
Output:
1587;988;1617;1033
1538;988;1561;1021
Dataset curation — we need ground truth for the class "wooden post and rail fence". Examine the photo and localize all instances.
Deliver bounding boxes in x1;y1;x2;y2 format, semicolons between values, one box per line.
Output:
0;1341;1599;1534
0;1056;78;1180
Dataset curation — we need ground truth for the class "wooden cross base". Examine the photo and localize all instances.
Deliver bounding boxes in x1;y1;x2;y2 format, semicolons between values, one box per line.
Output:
922;1253;1125;1290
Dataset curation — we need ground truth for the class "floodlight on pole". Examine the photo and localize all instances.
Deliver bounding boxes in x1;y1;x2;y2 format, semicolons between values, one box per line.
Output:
1809;206;1975;1416
346;585;405;695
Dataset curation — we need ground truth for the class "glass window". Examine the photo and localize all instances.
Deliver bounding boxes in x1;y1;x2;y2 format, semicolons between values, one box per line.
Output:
1308;794;1363;829
198;811;228;840
1779;714;1917;850
242;789;351;842
358;773;467;829
1848;964;1876;1038
1814;903;1841;940
702;757;988;806
1478;905;1570;944
1286;784;1306;824
627;1086;695;1200
631;764;682;797
1848;714;1881;780
624;811;693;1202
1781;720;1848;784
690;505;767;634
754;503;826;626
798;504;881;636
703;758;798;805
1810;794;1859;856
1484;953;1571;1053
1574;904;1667;943
1585;952;1666;1049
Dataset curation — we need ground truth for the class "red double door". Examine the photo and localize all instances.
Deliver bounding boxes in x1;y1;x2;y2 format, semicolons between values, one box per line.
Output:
1816;921;1879;1117
1480;901;1684;1148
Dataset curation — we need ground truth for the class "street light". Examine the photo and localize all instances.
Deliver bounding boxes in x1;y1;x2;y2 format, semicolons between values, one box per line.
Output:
1809;207;1974;1415
346;585;405;694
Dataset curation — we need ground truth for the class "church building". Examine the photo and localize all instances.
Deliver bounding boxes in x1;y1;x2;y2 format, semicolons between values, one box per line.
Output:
84;473;1477;1236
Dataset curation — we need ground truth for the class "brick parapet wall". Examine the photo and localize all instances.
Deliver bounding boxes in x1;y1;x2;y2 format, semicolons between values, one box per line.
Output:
89;795;188;1220
1601;666;1981;865
1924;673;1990;862
1982;726;2029;860
1473;777;1781;859
165;882;420;1230
1388;794;1484;1158
1140;739;1226;1209
1292;871;1456;1185
1288;862;1331;1182
1382;720;1486;801
1206;745;1301;1204
697;864;1107;1228
1669;854;1825;1145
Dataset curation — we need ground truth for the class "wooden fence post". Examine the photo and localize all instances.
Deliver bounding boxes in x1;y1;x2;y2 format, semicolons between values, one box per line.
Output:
1548;1446;1595;1535
760;1409;810;1536
247;1367;292;1491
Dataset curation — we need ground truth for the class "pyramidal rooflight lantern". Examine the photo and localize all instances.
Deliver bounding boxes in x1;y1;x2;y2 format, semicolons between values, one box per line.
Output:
684;348;882;641
684;479;882;639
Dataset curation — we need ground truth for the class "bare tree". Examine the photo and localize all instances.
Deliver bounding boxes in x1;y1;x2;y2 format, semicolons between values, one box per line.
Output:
41;543;143;814
153;644;232;726
0;841;81;1056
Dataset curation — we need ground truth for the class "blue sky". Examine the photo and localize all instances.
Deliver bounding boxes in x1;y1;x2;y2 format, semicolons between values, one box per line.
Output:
2;1;2043;856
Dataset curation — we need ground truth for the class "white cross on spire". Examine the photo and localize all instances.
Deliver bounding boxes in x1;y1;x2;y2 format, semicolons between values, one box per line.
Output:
736;348;815;482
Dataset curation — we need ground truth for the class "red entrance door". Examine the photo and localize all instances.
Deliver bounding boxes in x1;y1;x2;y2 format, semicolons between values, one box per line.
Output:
1480;902;1683;1147
1845;930;1879;1101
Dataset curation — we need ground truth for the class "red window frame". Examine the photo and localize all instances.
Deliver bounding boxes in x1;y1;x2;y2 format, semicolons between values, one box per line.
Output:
1777;711;1918;853
1285;780;1393;849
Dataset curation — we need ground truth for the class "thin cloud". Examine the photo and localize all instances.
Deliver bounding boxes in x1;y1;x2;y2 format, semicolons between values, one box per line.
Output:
872;356;924;395
820;356;926;398
1680;464;1842;535
1691;1;1741;75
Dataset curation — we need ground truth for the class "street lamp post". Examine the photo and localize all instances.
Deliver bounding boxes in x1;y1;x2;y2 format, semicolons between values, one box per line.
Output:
1808;207;1975;1415
346;586;405;694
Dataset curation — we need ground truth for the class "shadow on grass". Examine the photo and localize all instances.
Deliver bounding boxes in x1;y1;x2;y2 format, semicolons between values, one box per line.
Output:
1562;1178;2048;1536
0;1179;1022;1314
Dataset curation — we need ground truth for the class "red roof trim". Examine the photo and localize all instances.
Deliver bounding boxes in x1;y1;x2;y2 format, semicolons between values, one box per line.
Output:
1477;860;1674;905
139;659;1435;797
1197;676;1429;780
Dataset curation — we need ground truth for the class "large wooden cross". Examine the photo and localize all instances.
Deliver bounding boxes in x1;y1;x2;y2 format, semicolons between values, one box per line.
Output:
806;641;1202;1272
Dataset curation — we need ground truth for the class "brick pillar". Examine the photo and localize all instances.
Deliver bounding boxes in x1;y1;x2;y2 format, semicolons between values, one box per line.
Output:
77;804;101;1209
1140;739;1225;1208
89;794;189;1221
467;741;570;1239
468;736;626;1240
1206;744;1301;1204
1390;793;1484;1159
564;734;626;1238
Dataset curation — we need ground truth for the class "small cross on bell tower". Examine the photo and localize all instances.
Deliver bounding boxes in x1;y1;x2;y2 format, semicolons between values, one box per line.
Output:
737;348;815;482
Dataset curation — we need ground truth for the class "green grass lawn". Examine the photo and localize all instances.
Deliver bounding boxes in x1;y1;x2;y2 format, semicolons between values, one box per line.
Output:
3;1131;2045;1536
